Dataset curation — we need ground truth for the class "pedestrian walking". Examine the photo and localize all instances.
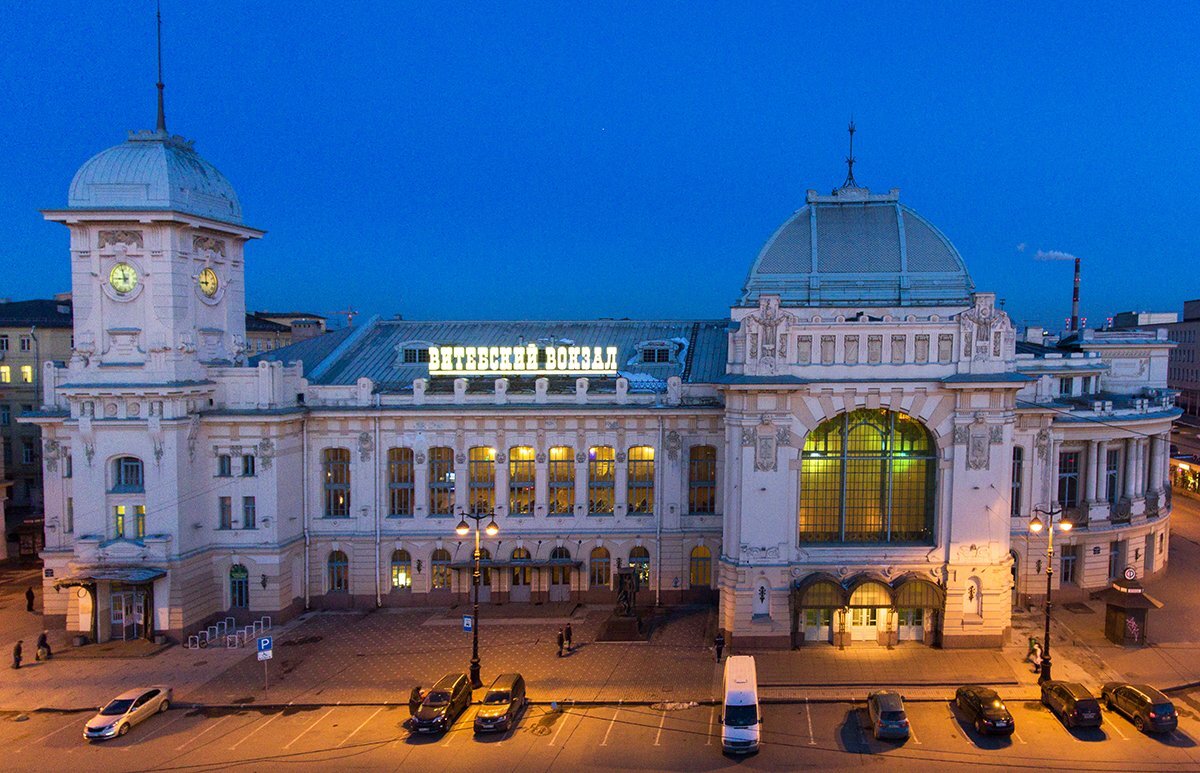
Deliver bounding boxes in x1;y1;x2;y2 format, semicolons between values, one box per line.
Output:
36;631;51;662
25;587;34;612
714;631;726;663
564;623;573;652
12;641;22;670
408;685;423;717
556;628;565;657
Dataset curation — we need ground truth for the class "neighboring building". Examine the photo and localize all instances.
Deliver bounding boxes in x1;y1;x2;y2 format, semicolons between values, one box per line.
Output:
0;296;73;550
245;311;327;355
1112;311;1178;330
23;106;1179;649
1138;300;1200;419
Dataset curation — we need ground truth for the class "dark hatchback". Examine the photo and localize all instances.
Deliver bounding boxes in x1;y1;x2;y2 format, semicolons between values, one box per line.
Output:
474;673;526;734
1041;681;1102;729
954;685;1015;735
1101;682;1178;733
410;673;472;735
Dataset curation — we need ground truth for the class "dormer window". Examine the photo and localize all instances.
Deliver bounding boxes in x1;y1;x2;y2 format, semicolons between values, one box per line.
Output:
112;456;144;493
642;347;672;364
402;347;430;364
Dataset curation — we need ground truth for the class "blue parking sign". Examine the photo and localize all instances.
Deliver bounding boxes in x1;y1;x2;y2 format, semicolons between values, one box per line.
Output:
462;615;473;632
258;636;273;652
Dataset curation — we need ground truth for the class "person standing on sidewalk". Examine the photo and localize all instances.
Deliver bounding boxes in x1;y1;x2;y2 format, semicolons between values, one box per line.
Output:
25;587;35;612
12;641;23;670
564;623;573;652
556;628;565;657
36;631;51;661
714;631;726;663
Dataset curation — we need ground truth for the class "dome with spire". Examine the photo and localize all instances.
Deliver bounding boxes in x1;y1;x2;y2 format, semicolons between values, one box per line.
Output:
738;184;974;308
67;129;243;225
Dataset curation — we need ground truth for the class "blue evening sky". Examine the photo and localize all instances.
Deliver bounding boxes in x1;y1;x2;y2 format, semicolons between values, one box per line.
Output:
2;2;1197;329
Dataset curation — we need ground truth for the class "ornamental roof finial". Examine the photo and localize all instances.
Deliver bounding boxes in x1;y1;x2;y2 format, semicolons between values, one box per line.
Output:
155;0;167;134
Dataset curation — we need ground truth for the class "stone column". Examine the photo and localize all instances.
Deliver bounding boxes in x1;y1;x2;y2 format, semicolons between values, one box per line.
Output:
1048;436;1061;508
1085;439;1101;504
1134;438;1147;500
1123;438;1137;500
1149;434;1164;495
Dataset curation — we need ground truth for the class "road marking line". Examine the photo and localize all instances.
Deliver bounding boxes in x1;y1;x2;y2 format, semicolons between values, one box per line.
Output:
908;722;922;745
548;709;569;747
707;706;715;746
18;717;79;751
600;701;621;746
1012;727;1028;744
338;707;383;748
1107;719;1130;741
805;697;815;745
653;709;666;747
947;703;975;748
176;714;229;750
136;710;189;743
229;711;282;751
284;708;334;749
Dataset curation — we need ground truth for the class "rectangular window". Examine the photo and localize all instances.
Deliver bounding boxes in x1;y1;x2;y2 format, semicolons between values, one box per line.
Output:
1108;540;1122;580
402;347;430;364
1060;545;1078;585
508;446;536;515
588;446;615;514
0;406;8;426
627;446;655;514
468;447;495;514
242;455;256;477
217;454;232;477
1010;446;1024;517
242;496;256;529
1057;451;1081;508
428;447;455;516
1081;376;1092;395
218;497;233;529
641;347;671;363
431;553;452;589
322;448;351;517
387;447;414;516
114;505;126;538
548;446;575;515
65;497;74;534
63;452;72;478
1059;377;1072;397
115;456;144;491
0;366;9;383
1105;449;1120;504
135;505;146;539
688;445;718;514
0;335;7;351
19;365;32;383
19;335;31;352
21;440;34;465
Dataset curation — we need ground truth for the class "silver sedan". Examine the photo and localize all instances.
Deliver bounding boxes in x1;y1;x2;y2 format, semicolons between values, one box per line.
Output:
84;686;173;741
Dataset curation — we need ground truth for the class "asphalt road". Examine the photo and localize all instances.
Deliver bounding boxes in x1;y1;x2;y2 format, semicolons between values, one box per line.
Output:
6;690;1200;772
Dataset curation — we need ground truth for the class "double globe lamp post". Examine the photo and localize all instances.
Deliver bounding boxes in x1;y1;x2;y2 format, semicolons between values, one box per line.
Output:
456;511;499;689
1029;505;1072;684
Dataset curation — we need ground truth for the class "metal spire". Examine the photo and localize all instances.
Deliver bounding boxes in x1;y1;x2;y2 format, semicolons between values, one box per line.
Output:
155;0;167;134
842;119;857;188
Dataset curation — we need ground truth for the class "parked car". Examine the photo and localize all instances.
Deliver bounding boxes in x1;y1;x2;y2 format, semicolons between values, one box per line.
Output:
866;690;910;740
474;673;526;734
84;686;172;741
1101;682;1178;733
410;673;472;734
1041;681;1102;728
720;655;761;754
954;685;1014;735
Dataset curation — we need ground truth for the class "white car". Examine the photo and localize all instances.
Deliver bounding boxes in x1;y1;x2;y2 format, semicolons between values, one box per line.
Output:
84;686;173;741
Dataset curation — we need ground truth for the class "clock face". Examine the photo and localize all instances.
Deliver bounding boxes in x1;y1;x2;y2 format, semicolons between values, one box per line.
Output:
199;267;219;298
108;262;139;294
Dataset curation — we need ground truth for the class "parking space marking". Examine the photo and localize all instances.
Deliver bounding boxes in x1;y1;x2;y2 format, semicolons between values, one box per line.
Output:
134;710;190;744
1012;727;1028;744
805;698;815;745
945;703;975;748
600;701;621;746
653;709;667;747
1107;717;1130;740
338;706;383;748
908;721;922;745
229;711;283;751
283;708;334;749
548;708;570;747
175;714;229;750
17;717;79;751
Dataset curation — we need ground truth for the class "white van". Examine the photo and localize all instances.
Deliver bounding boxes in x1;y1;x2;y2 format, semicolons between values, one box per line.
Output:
720;655;760;754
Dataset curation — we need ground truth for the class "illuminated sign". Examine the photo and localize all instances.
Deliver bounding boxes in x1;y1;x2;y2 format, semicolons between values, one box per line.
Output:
428;345;619;376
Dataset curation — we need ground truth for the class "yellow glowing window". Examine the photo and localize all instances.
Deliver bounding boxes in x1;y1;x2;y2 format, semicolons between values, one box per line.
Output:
114;505;126;537
0;366;10;383
20;365;32;383
135;505;146;539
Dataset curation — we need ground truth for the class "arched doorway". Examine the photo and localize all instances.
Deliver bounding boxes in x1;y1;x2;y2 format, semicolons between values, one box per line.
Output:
548;547;571;602
893;577;945;645
230;564;249;610
475;548;493;603
794;576;845;645
846;579;893;644
510;547;531;603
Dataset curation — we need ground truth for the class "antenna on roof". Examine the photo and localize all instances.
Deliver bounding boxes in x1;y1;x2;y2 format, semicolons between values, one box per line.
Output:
842;118;857;187
155;0;167;133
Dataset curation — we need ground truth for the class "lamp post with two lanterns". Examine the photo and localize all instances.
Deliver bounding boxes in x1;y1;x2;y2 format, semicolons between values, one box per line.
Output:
456;510;498;689
1029;505;1072;684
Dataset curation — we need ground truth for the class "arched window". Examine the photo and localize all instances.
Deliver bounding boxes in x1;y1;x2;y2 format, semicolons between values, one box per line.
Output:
1010;446;1023;517
589;547;611;588
391;549;412;589
428;447;455;516
588;446;615;514
328;551;349;593
550;546;571;585
388;448;414;517
112;456;144;493
799;409;936;544
688;445;717;514
509;446;535;515
548;446;575;514
689;545;712;587
322;448;351;517
627;446;655;514
468;447;496;514
511;547;531;587
431;548;452;589
230;564;249;608
629;546;651;589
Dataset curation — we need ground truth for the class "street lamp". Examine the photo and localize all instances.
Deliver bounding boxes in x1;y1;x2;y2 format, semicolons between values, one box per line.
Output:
1029;505;1073;684
456;510;498;688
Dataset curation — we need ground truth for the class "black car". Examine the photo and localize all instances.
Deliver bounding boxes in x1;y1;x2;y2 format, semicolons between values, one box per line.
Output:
954;685;1014;735
1101;682;1178;733
1041;681;1102;729
411;673;472;734
474;673;526;733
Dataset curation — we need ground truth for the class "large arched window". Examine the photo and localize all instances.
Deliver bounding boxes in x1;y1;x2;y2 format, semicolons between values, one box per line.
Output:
689;545;712;587
629;546;651;589
112;456;144;493
509;446;536;515
549;546;571;585
328;551;349;592
391;549;412;589
431;548;452;589
799;409;936;544
428;447;455;516
468;447;496;514
589;547;611;588
387;448;414;517
548;446;575;514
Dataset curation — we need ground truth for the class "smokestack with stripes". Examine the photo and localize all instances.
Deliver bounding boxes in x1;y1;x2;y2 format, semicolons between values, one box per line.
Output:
1035;250;1081;332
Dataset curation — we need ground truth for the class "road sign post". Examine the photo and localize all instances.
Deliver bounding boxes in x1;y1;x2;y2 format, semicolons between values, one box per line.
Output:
463;615;473;633
257;636;273;690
